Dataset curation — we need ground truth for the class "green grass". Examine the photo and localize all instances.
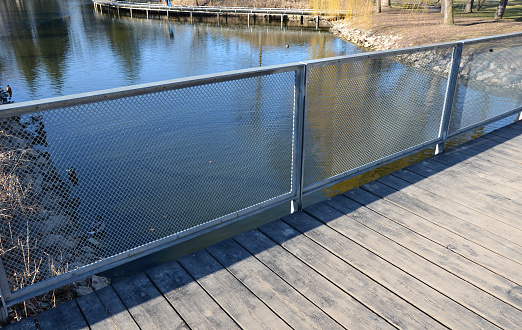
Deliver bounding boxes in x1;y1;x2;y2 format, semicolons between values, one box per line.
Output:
392;0;522;21
453;0;522;21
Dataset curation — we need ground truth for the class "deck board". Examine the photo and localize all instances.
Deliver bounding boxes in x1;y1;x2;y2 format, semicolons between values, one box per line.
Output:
177;249;291;329
93;286;140;329
233;229;393;329
344;187;522;283
323;194;522;311
371;175;522;257
283;208;511;329
112;273;188;329
300;201;521;328
146;260;239;330
10;121;522;329
206;239;343;329
394;166;522;230
258;219;445;329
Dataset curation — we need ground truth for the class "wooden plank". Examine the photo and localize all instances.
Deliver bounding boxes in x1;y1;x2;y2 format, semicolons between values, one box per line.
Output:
444;142;522;177
446;137;522;174
76;287;132;330
399;161;522;235
371;175;522;259
487;124;522;140
463;138;522;165
422;158;522;215
112;273;188;329
393;166;522;230
425;158;522;210
177;249;290;330
233;229;393;329
35;307;66;330
482;131;522;150
146;260;239;330
286;207;515;329
423;156;522;200
343;187;522;285
94;286;140;330
323;193;522;312
55;300;89;330
258;218;445;329
206;238;343;329
299;203;522;328
432;149;522;202
3;317;37;330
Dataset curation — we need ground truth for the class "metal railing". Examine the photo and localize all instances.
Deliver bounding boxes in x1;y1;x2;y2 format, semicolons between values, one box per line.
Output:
0;32;521;319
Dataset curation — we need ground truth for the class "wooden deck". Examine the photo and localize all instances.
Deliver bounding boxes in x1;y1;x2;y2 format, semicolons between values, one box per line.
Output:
6;120;522;329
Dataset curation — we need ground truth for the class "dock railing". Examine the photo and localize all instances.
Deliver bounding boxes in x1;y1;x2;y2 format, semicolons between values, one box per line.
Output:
0;32;521;320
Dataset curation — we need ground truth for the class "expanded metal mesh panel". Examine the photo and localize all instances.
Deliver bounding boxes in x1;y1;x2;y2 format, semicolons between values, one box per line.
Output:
0;71;296;291
304;50;451;188
450;37;522;134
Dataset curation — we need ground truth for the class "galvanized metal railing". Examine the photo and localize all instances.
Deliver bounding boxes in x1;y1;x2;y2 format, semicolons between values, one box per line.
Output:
0;32;521;320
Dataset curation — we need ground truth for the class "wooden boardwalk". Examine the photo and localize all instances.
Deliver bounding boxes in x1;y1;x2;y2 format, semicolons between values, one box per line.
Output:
6;120;522;329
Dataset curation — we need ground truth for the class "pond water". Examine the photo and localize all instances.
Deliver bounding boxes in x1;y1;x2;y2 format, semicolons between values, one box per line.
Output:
0;0;360;102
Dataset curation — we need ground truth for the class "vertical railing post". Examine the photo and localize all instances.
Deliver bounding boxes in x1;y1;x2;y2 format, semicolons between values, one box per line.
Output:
0;259;11;325
436;43;463;154
291;64;308;213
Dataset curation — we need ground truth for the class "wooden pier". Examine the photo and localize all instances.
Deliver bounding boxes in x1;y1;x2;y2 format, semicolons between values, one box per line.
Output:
92;1;347;28
5;120;522;328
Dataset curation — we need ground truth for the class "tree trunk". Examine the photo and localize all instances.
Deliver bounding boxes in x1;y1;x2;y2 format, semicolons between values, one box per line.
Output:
465;0;474;13
376;0;381;13
443;0;454;25
382;0;391;8
494;0;508;19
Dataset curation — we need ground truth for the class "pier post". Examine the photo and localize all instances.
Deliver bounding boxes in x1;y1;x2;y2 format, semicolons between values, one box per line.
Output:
281;14;284;29
130;8;132;18
146;9;149;19
217;12;220;24
316;15;319;29
190;11;193;24
247;13;250;26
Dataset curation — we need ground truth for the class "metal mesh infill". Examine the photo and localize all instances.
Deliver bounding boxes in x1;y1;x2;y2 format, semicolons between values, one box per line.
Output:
0;70;297;292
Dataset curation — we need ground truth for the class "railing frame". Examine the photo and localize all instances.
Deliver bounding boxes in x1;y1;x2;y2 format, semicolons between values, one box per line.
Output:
1;31;521;319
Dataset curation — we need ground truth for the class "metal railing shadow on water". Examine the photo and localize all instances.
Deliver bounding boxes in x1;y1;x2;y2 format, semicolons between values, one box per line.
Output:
0;31;521;320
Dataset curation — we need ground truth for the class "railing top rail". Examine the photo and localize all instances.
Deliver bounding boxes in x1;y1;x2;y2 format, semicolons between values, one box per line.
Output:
0;63;302;118
304;31;522;68
460;31;522;45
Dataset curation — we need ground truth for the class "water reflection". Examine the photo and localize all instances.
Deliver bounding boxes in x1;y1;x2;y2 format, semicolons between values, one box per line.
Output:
0;0;359;102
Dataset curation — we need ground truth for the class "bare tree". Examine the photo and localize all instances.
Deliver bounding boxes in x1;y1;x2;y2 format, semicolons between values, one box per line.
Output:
443;0;454;25
465;0;474;13
494;0;508;19
476;0;487;11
